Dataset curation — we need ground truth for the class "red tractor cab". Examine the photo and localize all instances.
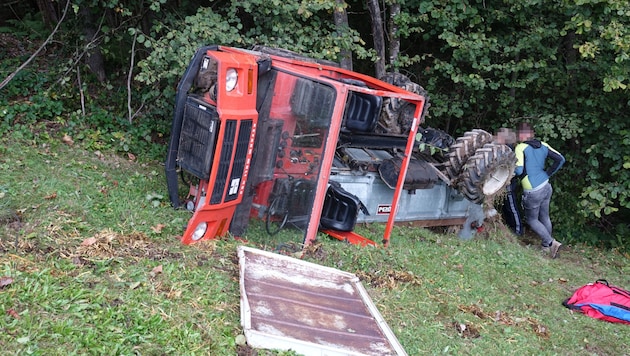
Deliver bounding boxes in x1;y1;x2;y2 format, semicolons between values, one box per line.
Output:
166;46;516;247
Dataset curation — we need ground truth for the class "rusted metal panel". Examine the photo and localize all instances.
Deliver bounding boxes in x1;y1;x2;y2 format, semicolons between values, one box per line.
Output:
238;246;407;356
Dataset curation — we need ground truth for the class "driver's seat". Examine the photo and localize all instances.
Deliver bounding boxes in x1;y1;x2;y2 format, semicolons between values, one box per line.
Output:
343;91;382;133
320;181;368;232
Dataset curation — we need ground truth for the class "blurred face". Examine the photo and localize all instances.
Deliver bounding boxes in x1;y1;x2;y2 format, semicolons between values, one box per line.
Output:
518;128;534;141
495;129;516;145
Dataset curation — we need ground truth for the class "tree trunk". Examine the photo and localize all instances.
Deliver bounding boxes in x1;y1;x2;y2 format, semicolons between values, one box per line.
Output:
78;6;107;83
366;0;386;79
388;2;400;72
509;53;519;100
563;31;577;103
35;0;59;30
333;0;353;70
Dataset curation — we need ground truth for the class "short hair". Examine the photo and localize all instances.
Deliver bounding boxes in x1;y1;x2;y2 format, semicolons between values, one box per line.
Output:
517;122;533;132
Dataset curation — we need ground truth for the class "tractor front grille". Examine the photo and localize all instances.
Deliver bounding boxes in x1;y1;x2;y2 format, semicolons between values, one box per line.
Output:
177;96;219;180
224;120;253;202
210;119;253;205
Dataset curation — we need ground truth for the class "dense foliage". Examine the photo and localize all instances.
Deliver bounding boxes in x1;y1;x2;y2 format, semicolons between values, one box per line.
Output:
1;0;628;249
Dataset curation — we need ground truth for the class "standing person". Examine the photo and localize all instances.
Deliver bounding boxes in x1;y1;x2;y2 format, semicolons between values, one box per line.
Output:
495;128;524;236
514;122;565;258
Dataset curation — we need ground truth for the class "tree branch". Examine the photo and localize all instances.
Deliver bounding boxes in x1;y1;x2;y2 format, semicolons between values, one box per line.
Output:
128;31;138;123
0;0;71;91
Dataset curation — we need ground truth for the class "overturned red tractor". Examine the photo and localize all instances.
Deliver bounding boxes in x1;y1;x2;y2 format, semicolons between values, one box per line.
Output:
166;45;515;247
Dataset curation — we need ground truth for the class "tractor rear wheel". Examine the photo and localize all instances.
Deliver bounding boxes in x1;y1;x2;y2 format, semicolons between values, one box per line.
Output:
444;129;494;179
457;143;516;203
377;72;429;134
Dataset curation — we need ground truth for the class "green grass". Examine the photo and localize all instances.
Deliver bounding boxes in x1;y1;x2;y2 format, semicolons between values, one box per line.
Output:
1;140;629;355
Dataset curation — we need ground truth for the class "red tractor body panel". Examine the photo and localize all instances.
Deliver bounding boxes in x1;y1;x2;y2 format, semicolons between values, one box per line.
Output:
167;46;427;246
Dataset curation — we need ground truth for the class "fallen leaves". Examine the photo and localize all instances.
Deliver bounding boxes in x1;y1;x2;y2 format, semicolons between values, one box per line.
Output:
2;278;19;319
151;224;166;234
72;229;176;261
81;237;98;246
6;309;20;319
61;134;74;146
129;281;142;290
452;321;480;338
356;269;422;289
150;265;163;278
457;303;550;339
532;322;549;338
0;276;14;288
65;231;178;296
458;304;488;319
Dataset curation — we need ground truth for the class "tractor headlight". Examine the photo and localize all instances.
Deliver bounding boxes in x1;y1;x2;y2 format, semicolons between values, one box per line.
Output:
225;68;238;92
191;222;207;241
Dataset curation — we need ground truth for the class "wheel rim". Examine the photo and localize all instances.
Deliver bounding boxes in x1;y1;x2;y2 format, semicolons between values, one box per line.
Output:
482;164;512;195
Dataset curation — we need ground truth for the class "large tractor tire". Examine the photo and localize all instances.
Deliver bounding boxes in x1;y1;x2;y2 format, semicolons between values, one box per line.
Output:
457;143;516;203
377;72;429;134
444;129;494;179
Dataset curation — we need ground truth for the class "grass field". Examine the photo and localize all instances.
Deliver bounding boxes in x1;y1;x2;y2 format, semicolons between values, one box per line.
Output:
1;141;629;355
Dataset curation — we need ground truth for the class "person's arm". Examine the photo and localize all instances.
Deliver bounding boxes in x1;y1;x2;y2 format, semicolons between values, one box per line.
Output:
543;142;565;177
514;143;527;176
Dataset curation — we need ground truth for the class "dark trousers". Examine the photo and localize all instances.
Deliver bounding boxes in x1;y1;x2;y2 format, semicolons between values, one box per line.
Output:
502;177;523;236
